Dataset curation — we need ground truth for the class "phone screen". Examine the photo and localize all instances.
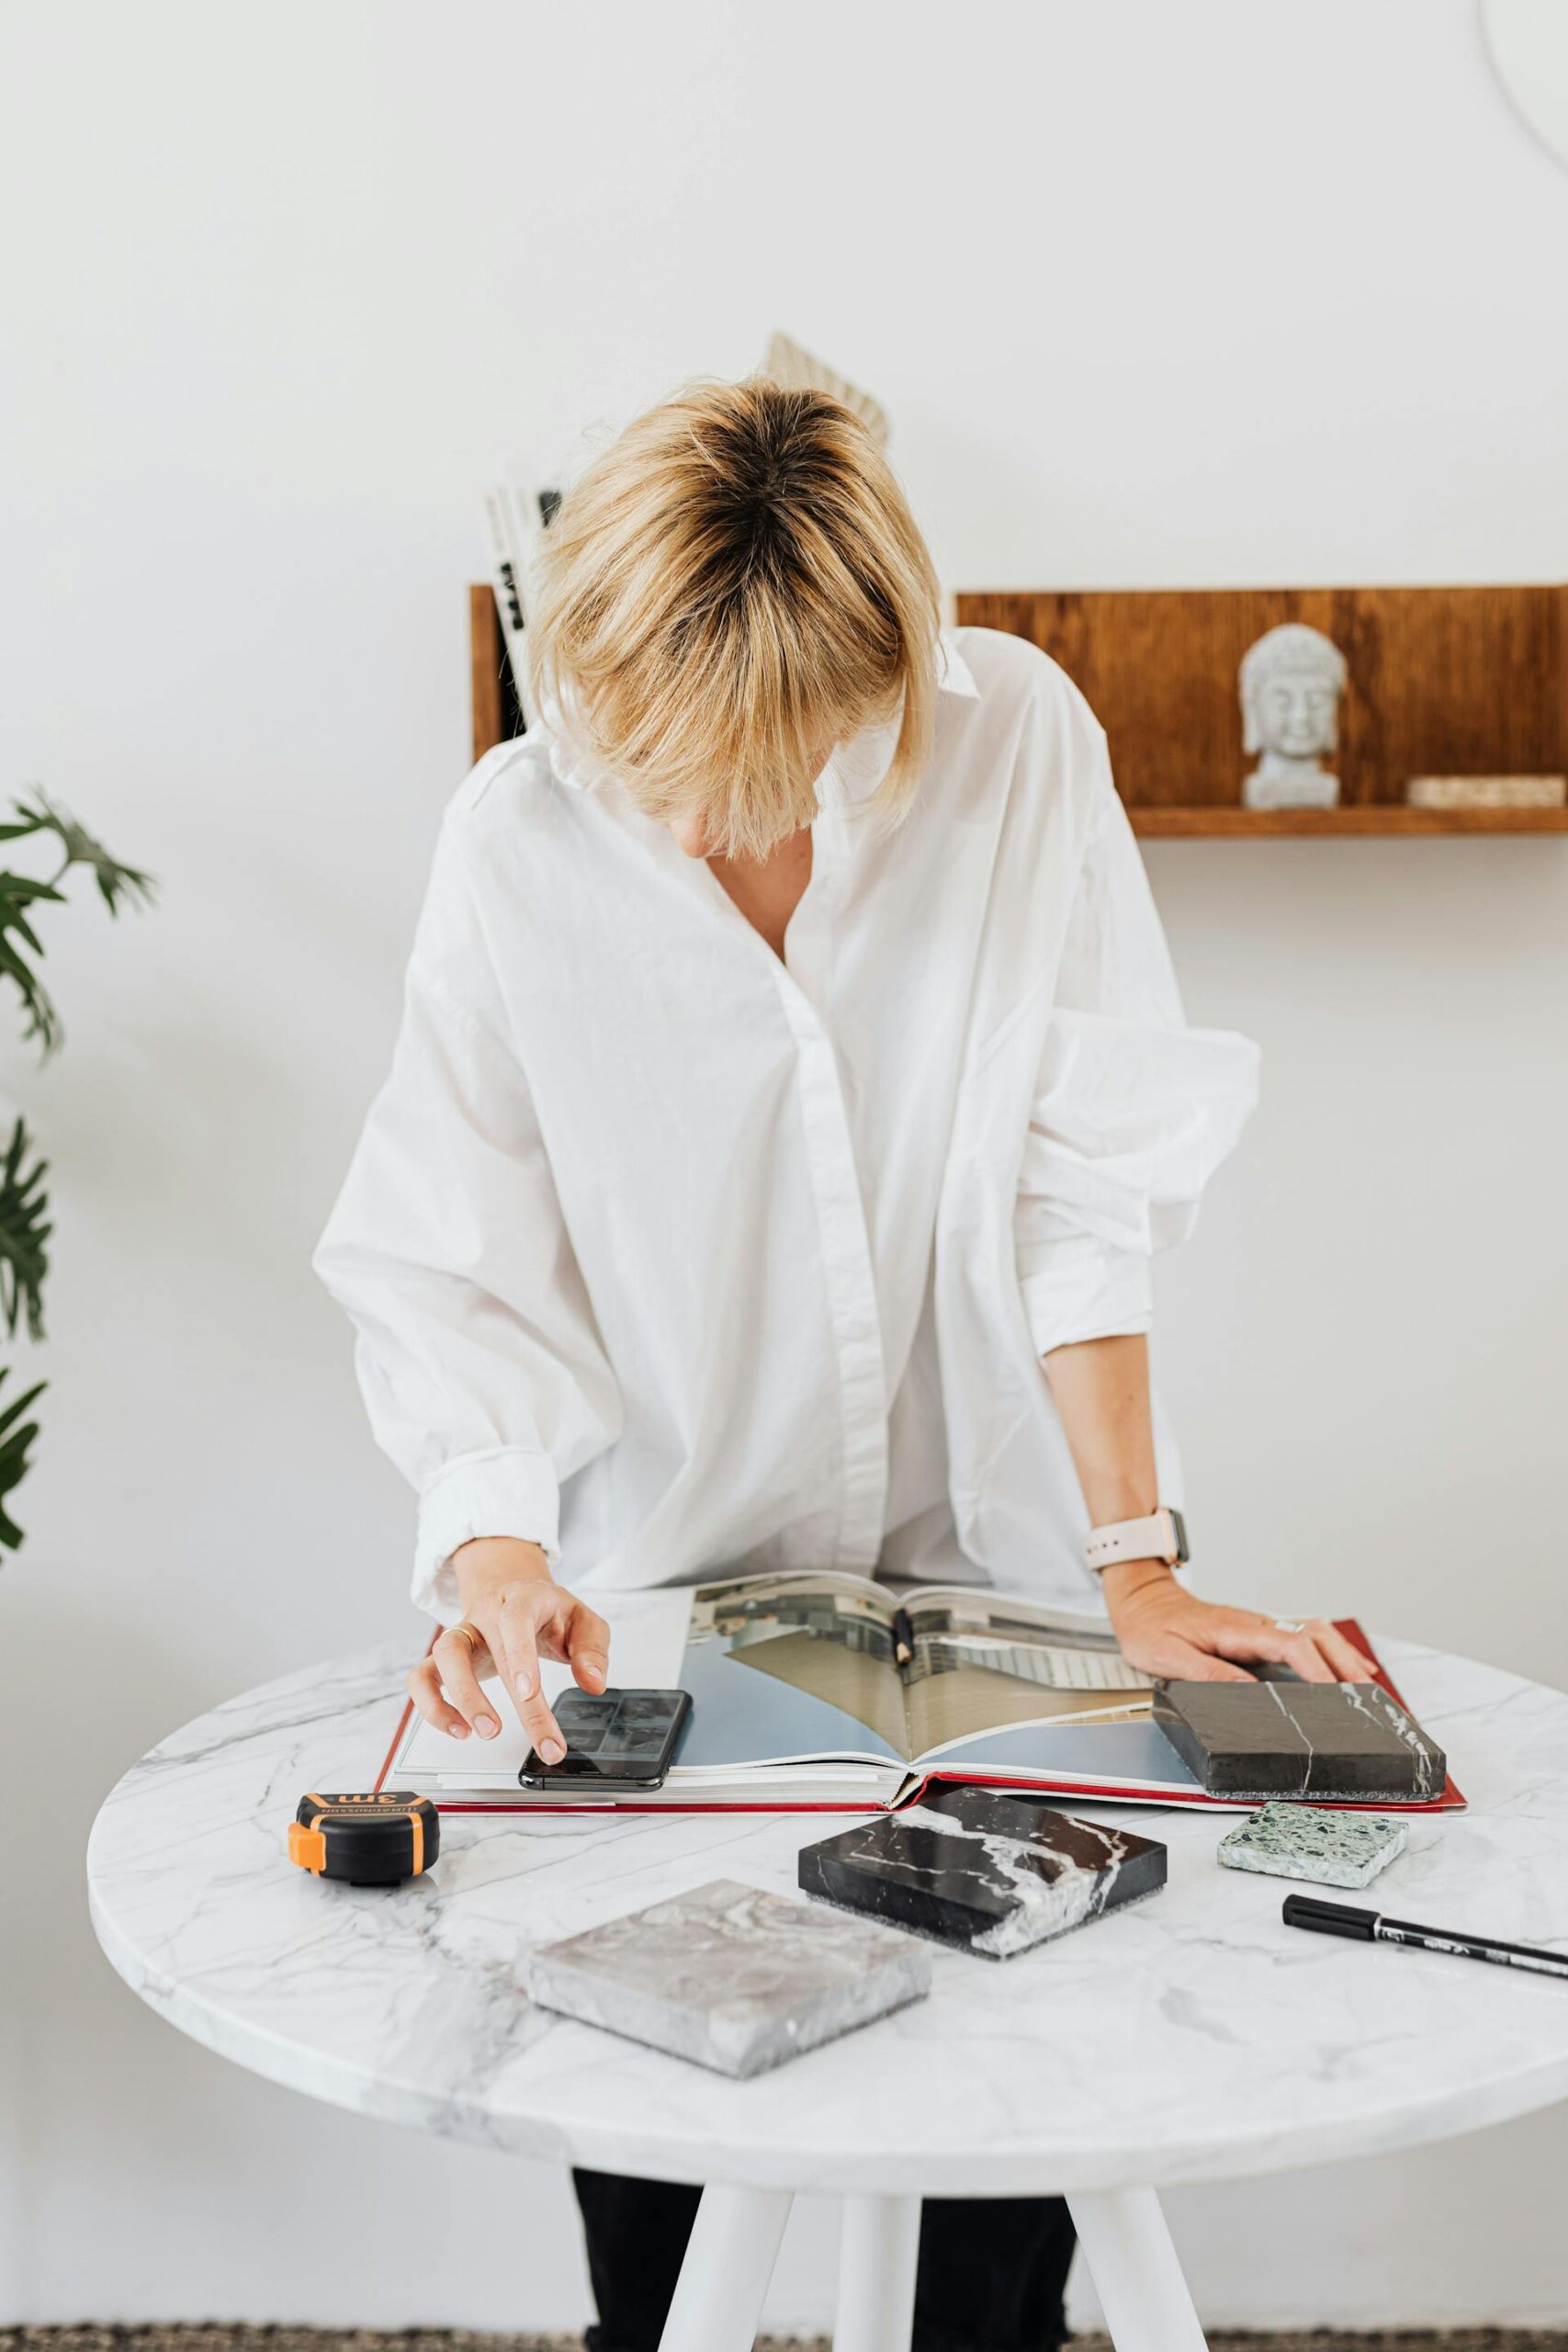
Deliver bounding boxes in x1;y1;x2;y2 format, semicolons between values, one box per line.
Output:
520;1687;693;1790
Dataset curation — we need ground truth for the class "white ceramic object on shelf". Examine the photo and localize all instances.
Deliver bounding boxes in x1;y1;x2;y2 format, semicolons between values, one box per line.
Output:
1405;775;1567;810
1240;622;1348;809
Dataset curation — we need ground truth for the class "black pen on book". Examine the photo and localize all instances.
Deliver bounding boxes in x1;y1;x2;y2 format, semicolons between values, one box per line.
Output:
892;1608;915;1669
1284;1894;1568;1982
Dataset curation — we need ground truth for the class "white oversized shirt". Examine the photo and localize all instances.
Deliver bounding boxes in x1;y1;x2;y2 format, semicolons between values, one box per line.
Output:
316;628;1258;1622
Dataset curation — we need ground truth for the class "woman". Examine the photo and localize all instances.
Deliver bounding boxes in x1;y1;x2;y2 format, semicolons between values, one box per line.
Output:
316;377;1371;2352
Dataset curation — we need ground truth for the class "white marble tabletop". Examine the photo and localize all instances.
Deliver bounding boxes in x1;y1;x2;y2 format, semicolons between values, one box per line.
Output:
87;1635;1568;2198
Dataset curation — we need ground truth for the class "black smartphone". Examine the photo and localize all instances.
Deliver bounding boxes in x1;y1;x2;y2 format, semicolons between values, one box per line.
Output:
519;1687;693;1792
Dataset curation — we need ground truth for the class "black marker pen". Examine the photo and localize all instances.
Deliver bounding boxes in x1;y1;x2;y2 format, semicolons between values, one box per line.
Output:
1284;1894;1568;1982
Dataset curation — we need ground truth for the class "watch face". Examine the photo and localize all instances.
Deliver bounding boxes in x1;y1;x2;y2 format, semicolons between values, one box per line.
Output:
1169;1508;1190;1564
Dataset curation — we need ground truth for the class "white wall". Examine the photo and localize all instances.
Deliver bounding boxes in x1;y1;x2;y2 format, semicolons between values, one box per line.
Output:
2;0;1565;2329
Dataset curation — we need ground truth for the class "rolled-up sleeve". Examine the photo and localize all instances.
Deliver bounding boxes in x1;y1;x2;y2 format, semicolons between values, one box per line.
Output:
314;816;621;1620
1015;752;1260;1357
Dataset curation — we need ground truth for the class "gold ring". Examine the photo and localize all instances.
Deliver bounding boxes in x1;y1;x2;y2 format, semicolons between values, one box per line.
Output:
446;1621;481;1651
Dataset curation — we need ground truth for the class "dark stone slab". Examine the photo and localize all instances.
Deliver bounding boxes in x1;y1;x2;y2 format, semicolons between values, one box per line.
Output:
798;1784;1167;1960
1152;1679;1446;1802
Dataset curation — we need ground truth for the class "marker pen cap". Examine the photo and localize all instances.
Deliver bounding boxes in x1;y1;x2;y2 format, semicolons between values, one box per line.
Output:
1282;1894;1377;1939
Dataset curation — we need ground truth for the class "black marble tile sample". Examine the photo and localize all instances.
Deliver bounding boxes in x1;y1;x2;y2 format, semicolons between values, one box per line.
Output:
798;1785;1167;1960
1152;1679;1446;1802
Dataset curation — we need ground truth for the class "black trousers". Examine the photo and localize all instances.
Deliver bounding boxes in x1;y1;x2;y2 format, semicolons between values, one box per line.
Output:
573;2168;1076;2352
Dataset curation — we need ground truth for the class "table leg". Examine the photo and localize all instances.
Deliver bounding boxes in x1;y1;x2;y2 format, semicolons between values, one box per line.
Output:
656;2182;794;2352
1066;2187;1207;2352
836;2191;921;2352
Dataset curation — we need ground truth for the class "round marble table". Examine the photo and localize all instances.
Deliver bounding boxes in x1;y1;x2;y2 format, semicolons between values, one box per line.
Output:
89;1637;1568;2352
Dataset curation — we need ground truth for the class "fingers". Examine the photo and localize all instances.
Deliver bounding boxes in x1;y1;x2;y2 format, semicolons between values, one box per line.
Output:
429;1626;502;1739
1113;1584;1381;1690
1116;1632;1254;1683
1150;1637;1255;1684
496;1593;565;1763
565;1600;611;1694
1313;1620;1380;1681
1269;1628;1337;1684
1207;1623;1338;1684
1212;1616;1377;1684
407;1657;471;1737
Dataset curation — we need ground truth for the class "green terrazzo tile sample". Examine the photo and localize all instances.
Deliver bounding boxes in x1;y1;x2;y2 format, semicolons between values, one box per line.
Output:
1217;1802;1408;1889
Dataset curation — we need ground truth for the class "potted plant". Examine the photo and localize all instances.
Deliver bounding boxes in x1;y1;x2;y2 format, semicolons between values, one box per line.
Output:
0;792;152;1549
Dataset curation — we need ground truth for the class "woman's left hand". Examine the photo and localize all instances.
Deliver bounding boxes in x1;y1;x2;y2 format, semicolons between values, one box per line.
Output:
1103;1559;1377;1684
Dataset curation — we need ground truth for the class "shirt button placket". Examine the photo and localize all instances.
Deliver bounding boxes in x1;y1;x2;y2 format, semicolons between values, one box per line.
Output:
776;819;888;1572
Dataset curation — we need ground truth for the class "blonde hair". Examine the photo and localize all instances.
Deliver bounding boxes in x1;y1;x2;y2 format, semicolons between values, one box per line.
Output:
527;377;942;859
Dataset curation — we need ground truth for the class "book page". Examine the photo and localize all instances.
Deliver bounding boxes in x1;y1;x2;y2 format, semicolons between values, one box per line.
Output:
899;1585;1122;1639
393;1578;911;1790
682;1572;911;1762
903;1589;1151;1762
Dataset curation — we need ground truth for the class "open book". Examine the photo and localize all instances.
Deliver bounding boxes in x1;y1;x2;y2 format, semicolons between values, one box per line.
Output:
381;1569;1462;1815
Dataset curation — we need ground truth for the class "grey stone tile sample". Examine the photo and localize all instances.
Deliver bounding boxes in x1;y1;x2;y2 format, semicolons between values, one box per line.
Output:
1218;1802;1409;1888
525;1876;930;2077
799;1785;1167;1960
1152;1679;1446;1802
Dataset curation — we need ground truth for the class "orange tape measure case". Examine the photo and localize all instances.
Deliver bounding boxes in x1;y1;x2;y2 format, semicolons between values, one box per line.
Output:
288;1791;440;1885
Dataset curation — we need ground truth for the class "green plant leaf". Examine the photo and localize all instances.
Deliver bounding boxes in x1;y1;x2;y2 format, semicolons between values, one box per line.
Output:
0;786;153;1556
0;1367;45;1551
0;870;65;1053
0;793;154;1057
0;1117;51;1341
6;789;156;917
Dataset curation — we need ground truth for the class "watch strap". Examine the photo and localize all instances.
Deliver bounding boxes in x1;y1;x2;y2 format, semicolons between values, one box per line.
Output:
1084;1506;1189;1574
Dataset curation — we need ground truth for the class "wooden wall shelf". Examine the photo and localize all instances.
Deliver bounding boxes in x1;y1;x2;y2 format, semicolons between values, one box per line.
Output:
1129;805;1568;838
955;585;1568;840
469;583;1568;837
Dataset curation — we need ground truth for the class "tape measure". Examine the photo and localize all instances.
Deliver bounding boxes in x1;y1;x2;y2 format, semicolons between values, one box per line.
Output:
288;1792;440;1886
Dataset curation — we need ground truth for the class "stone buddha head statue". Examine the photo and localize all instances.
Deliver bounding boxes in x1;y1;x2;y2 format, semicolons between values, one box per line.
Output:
1239;623;1348;809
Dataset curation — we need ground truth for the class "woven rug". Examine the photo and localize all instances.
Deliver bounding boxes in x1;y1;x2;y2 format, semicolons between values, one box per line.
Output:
5;2326;1567;2351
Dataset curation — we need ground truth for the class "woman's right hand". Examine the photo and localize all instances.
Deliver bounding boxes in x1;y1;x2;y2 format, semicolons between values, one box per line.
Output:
407;1535;611;1762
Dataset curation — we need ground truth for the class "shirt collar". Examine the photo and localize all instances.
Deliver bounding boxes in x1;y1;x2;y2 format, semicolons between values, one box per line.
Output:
542;628;980;808
936;629;980;701
820;631;980;808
